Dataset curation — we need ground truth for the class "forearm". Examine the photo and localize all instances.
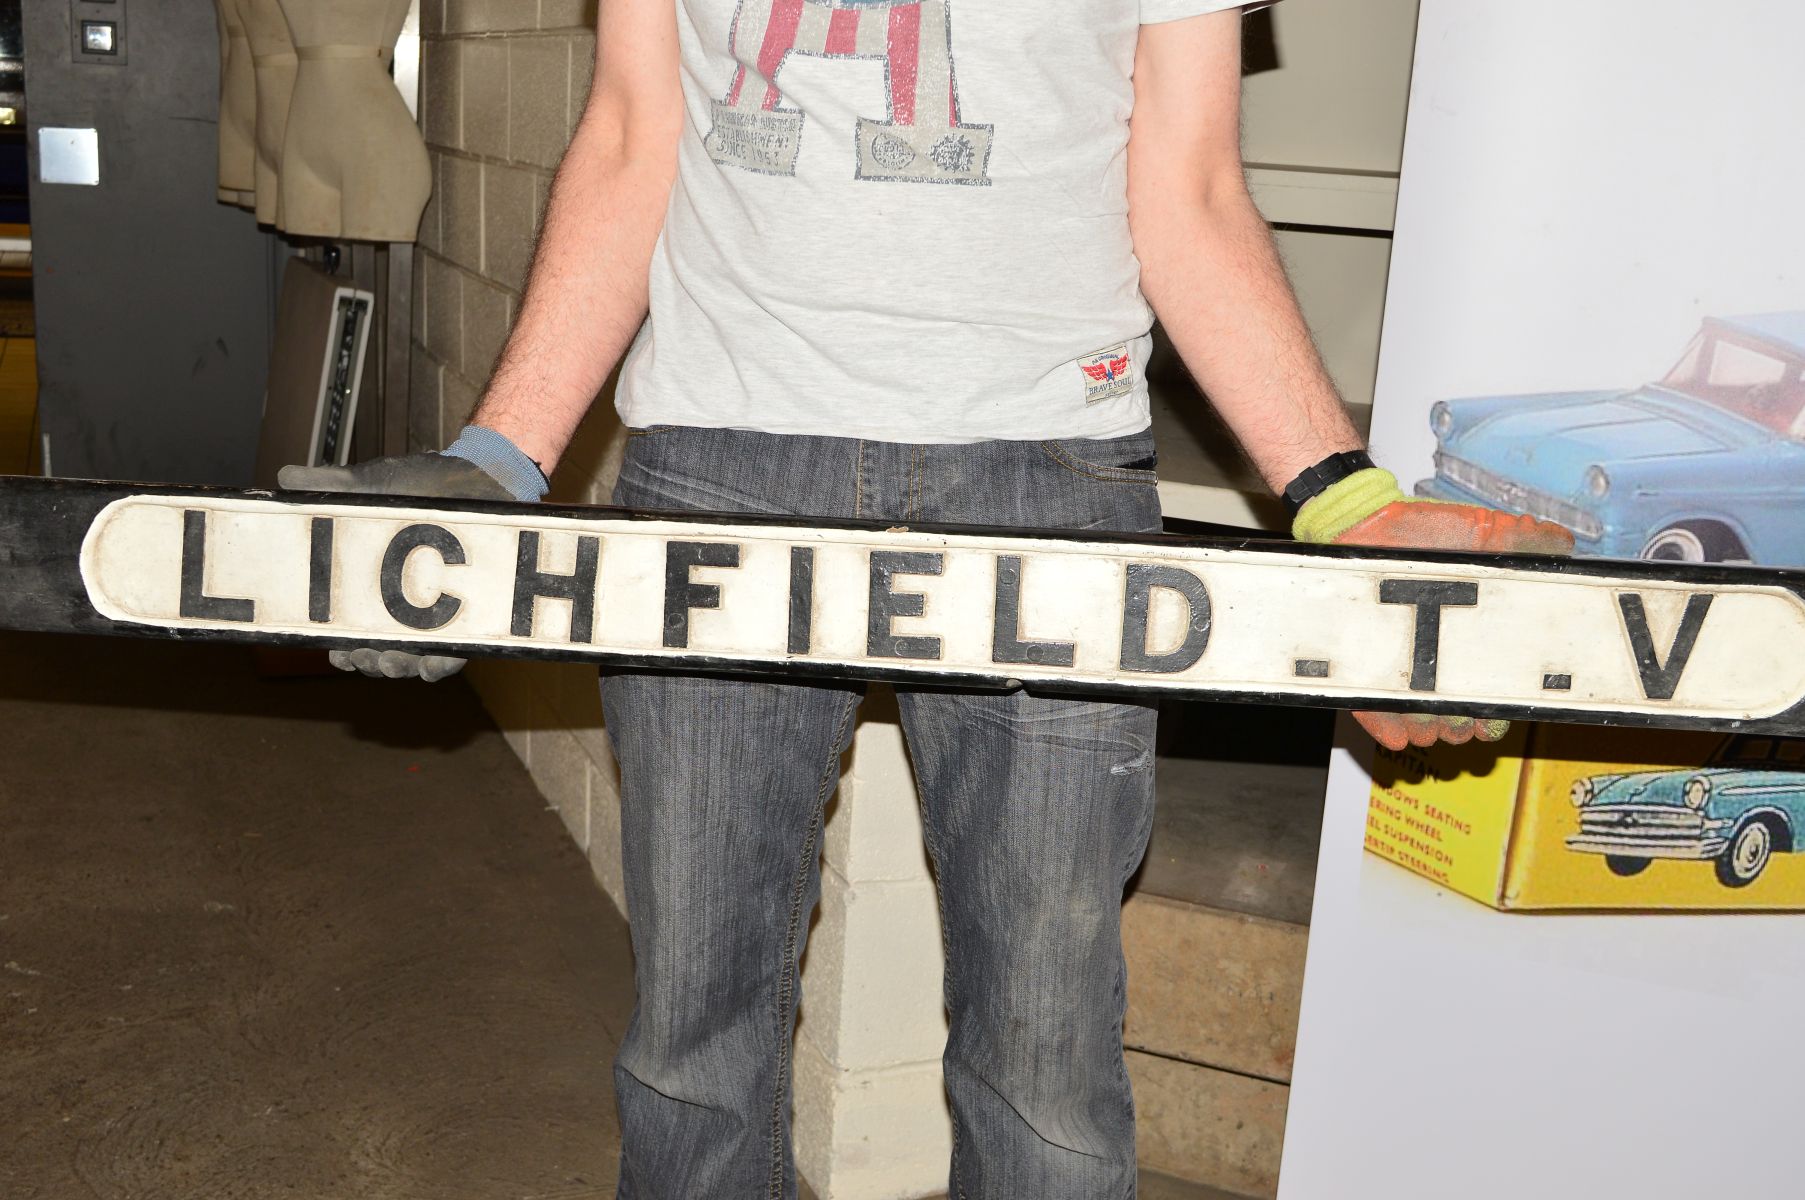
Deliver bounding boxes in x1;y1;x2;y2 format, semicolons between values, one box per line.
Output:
466;115;677;472
1134;181;1363;493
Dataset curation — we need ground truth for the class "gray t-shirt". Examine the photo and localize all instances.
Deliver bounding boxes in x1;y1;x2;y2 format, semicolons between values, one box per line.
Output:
617;0;1258;443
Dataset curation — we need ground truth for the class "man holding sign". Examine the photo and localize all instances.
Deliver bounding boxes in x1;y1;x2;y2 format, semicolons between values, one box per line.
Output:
284;2;1568;1195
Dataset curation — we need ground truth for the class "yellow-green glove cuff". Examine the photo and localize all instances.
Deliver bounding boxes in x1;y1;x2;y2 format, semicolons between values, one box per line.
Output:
1291;467;1407;544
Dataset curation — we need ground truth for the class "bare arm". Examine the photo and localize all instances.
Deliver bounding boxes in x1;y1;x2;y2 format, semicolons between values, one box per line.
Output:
465;0;683;473
1127;10;1361;493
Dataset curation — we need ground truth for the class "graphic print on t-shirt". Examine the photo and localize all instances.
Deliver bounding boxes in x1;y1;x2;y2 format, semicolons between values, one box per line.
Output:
703;0;994;184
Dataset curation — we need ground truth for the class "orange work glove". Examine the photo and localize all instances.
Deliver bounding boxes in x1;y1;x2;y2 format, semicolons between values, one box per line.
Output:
1292;466;1575;752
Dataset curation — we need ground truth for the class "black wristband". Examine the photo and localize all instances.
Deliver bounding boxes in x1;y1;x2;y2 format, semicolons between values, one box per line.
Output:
1281;450;1376;518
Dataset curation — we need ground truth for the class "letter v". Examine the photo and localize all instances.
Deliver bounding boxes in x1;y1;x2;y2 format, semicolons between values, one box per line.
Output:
1618;592;1713;701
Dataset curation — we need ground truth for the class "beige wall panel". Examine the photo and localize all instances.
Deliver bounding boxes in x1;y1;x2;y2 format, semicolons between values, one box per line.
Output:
1241;0;1419;175
1129;1050;1288;1199
1122;895;1307;1084
1275;227;1392;411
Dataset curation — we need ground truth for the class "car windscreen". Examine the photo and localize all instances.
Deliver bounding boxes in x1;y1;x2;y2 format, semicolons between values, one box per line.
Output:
1662;333;1805;439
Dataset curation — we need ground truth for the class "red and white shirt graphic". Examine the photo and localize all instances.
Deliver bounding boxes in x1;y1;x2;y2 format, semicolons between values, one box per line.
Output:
706;0;993;183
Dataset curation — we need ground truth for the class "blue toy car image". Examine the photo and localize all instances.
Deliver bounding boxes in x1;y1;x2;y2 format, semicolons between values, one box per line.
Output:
1416;313;1805;563
1566;735;1805;887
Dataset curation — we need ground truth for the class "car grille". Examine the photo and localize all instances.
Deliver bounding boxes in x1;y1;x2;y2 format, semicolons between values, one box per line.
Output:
1434;453;1603;540
1578;806;1705;842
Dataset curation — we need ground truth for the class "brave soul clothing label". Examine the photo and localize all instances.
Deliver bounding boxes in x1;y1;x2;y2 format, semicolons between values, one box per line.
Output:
615;0;1257;444
77;495;1805;734
1079;344;1135;404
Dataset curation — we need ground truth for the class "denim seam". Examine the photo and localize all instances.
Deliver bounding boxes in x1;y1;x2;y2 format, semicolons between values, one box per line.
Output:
1111;950;1134;1141
766;692;858;1199
908;445;916;521
854;440;866;520
1115;759;1152;1195
1110;948;1137;1200
910;444;923;521
1037;440;1159;486
916;781;965;1198
907;725;972;1200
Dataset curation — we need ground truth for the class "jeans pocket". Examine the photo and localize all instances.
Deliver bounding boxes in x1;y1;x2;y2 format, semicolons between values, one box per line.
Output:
1037;431;1160;483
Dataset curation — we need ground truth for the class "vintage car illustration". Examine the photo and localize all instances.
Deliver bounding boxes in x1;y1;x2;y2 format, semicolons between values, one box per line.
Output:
1566;735;1805;887
1416;312;1805;564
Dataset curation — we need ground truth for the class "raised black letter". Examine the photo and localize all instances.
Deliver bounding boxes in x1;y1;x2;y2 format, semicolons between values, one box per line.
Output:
1119;563;1211;674
1618;592;1713;701
868;551;944;661
180;509;255;622
664;541;741;649
512;531;600;642
788;546;815;655
308;517;334;624
1378;579;1479;692
380;524;465;631
992;555;1075;667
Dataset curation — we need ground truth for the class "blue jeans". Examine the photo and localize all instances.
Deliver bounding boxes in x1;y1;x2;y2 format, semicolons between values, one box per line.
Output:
601;427;1162;1199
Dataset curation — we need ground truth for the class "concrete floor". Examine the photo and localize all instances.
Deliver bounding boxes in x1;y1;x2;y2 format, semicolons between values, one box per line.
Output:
0;632;1249;1199
0;632;634;1199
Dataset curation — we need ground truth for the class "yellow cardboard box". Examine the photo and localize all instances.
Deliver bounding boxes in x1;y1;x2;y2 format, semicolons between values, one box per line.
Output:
1366;724;1805;909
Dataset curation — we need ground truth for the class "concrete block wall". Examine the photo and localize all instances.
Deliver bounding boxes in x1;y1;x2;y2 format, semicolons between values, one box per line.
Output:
795;694;954;1198
410;0;604;462
408;0;631;914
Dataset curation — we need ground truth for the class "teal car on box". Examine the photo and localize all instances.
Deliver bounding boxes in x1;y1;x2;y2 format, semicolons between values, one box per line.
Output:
1416;312;1805;564
1566;735;1805;887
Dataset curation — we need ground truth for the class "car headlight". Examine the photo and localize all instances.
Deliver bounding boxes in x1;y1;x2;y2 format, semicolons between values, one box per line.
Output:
1571;778;1596;807
1684;776;1712;810
1584;465;1611;499
1431;402;1455;438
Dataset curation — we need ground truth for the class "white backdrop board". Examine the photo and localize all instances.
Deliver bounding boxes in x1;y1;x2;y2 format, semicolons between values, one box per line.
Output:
1280;3;1805;1197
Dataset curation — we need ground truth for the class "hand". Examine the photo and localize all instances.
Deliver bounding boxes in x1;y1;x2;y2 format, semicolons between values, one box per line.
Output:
277;452;518;682
1293;467;1576;751
1339;498;1574;750
1332;501;1577;558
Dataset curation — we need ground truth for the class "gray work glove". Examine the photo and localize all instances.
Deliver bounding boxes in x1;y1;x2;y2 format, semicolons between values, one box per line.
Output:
277;451;522;682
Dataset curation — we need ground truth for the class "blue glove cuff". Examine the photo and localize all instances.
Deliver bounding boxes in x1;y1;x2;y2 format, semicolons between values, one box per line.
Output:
440;425;549;503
